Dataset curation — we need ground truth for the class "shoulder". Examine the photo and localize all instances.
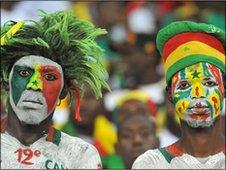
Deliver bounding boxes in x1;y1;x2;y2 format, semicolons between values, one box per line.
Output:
60;131;96;153
132;149;168;169
59;132;101;168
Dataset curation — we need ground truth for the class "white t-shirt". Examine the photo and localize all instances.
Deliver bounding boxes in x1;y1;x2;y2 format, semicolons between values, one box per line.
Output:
1;128;102;169
132;143;225;169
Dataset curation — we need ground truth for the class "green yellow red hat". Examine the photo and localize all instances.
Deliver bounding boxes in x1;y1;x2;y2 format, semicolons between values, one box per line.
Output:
156;21;225;84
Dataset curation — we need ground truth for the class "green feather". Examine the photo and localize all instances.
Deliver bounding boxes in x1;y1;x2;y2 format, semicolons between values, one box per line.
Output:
1;10;110;98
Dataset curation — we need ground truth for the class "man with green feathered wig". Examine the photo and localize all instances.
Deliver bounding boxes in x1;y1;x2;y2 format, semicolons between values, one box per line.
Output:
132;21;225;169
0;10;109;169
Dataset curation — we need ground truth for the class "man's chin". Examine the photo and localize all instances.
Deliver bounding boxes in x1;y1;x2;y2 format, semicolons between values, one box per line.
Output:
20;119;41;126
17;113;45;125
185;119;214;128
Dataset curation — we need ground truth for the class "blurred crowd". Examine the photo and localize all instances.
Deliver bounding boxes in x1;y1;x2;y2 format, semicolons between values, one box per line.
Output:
1;1;225;169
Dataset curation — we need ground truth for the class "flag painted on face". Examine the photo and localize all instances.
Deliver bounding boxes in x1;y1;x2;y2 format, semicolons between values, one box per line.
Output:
171;62;224;126
11;58;63;114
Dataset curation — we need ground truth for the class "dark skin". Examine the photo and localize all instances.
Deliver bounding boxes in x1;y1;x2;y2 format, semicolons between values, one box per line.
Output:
5;87;67;146
165;97;181;137
70;86;105;137
167;86;225;157
176;118;225;157
116;114;159;168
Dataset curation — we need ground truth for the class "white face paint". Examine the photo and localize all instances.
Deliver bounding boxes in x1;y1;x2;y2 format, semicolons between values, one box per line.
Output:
9;55;64;125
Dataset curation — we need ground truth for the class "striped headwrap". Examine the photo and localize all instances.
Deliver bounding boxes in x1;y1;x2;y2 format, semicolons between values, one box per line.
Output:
156;21;225;85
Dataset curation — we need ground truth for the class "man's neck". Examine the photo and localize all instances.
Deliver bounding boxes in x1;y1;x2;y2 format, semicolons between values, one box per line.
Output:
177;118;225;157
5;105;52;146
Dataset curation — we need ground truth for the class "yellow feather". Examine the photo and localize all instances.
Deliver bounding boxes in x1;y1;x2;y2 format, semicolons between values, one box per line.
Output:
1;21;24;46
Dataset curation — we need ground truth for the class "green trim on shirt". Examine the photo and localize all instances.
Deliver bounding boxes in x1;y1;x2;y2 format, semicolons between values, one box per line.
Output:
53;129;61;146
158;147;175;163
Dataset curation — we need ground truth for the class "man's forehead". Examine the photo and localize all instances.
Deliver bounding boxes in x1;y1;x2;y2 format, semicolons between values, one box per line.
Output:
177;62;221;76
13;55;62;71
186;62;219;71
122;115;153;129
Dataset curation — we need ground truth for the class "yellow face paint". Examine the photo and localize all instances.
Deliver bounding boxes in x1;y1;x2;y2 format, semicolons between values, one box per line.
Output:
175;100;190;119
208;92;221;118
171;62;224;128
26;65;43;90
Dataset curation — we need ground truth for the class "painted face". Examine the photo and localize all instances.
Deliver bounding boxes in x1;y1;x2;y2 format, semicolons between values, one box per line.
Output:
171;62;224;128
9;55;64;124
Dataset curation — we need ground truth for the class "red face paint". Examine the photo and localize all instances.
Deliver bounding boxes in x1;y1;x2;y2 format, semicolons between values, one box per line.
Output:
40;66;63;113
171;72;179;94
208;64;224;97
195;86;199;97
211;96;219;113
178;107;182;114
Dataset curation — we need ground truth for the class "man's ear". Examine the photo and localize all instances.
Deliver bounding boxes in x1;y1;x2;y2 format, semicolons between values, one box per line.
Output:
59;86;68;100
166;86;173;104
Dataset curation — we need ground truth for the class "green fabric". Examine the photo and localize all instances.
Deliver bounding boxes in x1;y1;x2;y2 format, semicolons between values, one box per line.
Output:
101;154;125;170
11;66;34;105
166;54;225;84
158;147;175;164
156;21;225;55
61;119;78;137
1;10;110;99
53;129;61;146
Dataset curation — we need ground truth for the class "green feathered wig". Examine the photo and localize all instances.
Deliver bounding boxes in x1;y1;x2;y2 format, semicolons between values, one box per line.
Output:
0;10;110;121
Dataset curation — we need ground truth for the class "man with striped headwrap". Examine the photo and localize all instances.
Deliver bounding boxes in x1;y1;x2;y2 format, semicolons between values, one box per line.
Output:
132;21;225;169
1;10;109;169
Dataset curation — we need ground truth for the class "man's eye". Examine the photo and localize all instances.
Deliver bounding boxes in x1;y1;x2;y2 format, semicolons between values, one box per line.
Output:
204;81;217;87
19;70;30;77
140;130;150;137
121;133;132;139
44;74;57;81
178;81;190;90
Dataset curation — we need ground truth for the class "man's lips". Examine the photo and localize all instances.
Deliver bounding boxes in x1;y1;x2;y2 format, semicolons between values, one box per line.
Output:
23;100;43;105
188;106;210;120
189;107;208;112
189;114;209;120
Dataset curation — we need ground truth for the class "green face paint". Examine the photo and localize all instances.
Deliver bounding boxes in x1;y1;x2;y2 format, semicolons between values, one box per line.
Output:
11;66;34;105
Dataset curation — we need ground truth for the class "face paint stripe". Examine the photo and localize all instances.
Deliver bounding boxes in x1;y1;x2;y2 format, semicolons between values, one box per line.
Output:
180;68;186;80
211;97;219;113
182;101;185;109
195;87;199;97
26;65;43;91
202;62;211;77
208;63;224;97
11;66;33;105
206;101;213;118
40;65;63;113
215;89;223;111
172;72;179;94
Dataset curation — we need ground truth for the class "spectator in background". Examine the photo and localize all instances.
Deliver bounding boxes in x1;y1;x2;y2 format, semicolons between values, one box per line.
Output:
61;85;117;158
62;86;105;140
102;90;159;169
133;21;225;169
116;112;159;169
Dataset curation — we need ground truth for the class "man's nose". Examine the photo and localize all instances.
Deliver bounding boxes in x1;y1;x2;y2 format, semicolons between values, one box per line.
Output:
191;83;206;99
26;72;42;91
133;134;143;145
